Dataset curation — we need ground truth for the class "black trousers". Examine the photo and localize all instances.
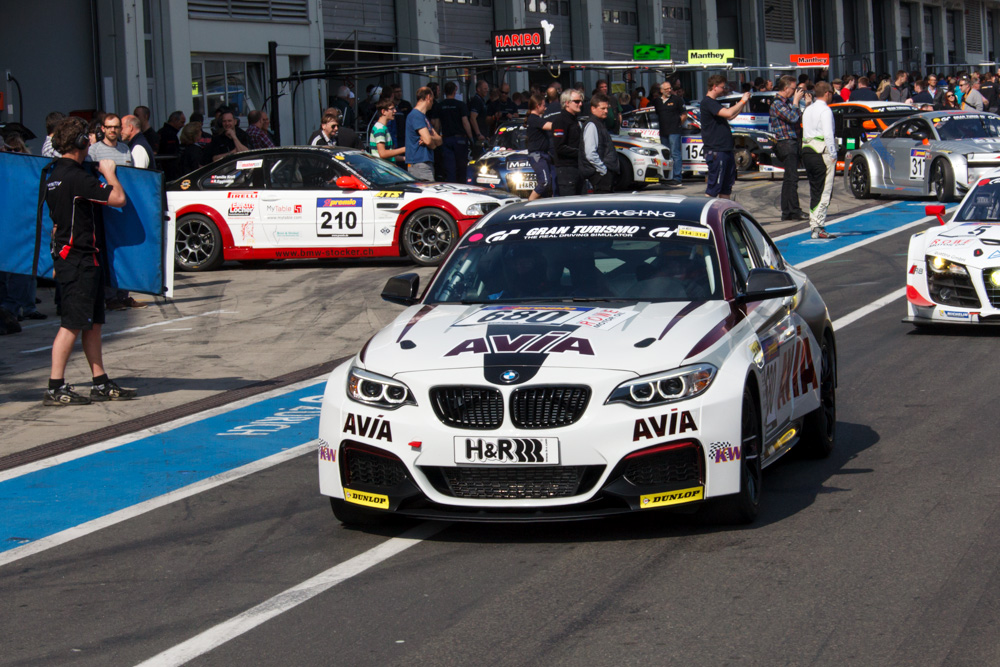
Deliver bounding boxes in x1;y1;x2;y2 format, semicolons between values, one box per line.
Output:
591;169;616;194
556;166;584;197
773;139;802;216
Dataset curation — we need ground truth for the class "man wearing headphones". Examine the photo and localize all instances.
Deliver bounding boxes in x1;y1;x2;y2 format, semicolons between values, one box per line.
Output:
42;116;136;406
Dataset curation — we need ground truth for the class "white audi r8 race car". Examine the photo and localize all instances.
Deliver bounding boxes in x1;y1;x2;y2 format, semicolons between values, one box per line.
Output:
906;173;1000;325
318;195;837;525
168;146;519;269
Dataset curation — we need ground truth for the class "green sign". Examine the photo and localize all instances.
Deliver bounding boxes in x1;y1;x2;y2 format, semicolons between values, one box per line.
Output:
634;44;671;61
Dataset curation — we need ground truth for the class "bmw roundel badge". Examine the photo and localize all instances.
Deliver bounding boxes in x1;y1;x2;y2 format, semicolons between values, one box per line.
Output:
501;370;520;383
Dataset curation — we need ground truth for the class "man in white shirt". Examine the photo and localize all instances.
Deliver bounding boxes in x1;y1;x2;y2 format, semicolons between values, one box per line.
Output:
121;115;154;168
800;81;837;239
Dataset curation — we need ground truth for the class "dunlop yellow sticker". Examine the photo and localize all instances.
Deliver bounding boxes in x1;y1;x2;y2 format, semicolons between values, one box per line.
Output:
375;191;404;198
639;486;704;509
343;488;390;509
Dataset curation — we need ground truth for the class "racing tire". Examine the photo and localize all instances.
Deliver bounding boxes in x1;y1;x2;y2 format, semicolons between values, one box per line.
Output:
708;384;762;525
734;147;754;172
799;332;836;459
330;497;395;527
615;153;637;191
175;214;224;272
930;159;957;203
848;158;873;200
401;207;459;267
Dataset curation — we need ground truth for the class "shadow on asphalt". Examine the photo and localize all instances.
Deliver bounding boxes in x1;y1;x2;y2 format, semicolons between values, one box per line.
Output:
905;323;1000;337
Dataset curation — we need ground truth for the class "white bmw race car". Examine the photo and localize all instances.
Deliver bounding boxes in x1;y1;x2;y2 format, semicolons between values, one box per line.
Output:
906;174;1000;325
168;146;519;270
318;194;837;525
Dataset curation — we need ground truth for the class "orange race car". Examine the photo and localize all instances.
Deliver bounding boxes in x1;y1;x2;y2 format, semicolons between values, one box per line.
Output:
831;101;921;172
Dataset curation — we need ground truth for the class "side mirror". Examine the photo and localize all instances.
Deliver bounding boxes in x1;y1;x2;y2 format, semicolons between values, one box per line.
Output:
925;204;946;225
910;131;927;141
740;268;797;302
861;119;877;131
336;175;368;190
381;273;420;306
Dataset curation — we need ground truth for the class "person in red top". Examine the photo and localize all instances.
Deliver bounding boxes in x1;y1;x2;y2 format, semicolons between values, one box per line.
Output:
43;116;137;406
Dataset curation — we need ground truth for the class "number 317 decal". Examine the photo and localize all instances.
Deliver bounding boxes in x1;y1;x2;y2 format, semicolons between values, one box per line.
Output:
317;197;362;237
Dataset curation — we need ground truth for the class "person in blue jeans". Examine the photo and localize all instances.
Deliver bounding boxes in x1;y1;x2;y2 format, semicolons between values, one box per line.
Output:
699;74;750;199
653;80;686;185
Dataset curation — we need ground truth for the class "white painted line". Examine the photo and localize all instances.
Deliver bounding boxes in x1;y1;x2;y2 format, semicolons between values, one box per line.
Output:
0;442;317;569
794;216;934;270
832;287;906;331
19;310;239;354
0;375;329;484
134;521;449;667
772;201;897;241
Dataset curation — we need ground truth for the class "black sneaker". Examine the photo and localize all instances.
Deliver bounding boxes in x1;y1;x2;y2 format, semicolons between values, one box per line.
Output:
43;384;92;406
90;379;138;401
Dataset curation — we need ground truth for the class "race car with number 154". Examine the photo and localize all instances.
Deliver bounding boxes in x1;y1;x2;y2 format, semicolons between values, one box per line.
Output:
317;194;837;526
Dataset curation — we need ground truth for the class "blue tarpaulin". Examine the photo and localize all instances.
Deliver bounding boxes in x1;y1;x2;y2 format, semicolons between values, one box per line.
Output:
0;151;166;296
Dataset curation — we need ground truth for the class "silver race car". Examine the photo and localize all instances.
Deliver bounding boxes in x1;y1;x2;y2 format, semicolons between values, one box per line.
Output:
845;111;1000;202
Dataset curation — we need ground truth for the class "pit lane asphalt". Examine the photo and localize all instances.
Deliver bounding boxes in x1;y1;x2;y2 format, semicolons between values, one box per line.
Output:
4;177;999;665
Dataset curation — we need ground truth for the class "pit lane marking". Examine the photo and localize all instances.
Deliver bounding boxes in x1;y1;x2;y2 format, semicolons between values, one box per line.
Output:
18;309;238;354
831;287;906;330
134;521;449;667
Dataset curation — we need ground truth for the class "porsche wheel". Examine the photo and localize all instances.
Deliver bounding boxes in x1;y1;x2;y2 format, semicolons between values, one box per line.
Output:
848;158;872;199
930;159;956;203
710;384;762;524
401;207;459;267
800;333;836;459
175;214;224;272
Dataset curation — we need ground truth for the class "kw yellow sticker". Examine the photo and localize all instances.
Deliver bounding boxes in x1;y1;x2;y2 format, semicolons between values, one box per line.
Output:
639;486;704;509
344;488;390;509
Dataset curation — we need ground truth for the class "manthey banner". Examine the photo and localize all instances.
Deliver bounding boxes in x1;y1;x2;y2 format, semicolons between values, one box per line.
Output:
0;151;171;297
686;49;735;65
792;53;830;68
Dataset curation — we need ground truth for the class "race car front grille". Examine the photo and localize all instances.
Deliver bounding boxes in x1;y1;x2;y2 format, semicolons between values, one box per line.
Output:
927;270;980;308
343;443;408;488
510;386;591;429
430;386;503;429
421;465;605;499
622;442;702;487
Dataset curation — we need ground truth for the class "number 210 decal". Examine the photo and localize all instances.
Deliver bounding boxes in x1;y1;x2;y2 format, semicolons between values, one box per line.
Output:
316;197;362;237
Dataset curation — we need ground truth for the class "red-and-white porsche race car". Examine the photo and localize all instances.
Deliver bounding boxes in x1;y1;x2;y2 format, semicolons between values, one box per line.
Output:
167;146;520;270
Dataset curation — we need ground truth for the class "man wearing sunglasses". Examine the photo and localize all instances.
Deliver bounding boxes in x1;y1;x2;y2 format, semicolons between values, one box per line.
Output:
551;89;585;197
86;114;133;166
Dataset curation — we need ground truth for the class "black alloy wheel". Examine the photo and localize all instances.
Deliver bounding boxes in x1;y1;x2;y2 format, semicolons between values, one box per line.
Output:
401;207;459;266
848;158;872;199
930;159;956;203
175;214;224;272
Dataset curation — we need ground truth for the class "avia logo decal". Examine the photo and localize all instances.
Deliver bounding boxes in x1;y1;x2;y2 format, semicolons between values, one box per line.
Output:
639;486;704;508
761;332;819;420
343;488;389;509
708;441;740;463
343;413;393;442
446;331;595;356
632;409;698;441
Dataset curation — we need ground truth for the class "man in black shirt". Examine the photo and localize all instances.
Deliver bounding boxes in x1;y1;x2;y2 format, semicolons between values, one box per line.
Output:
469;80;491;155
487;83;519;128
207;110;250;162
653;80;686;185
551;89;585;197
438;81;473;183
700;74;750;199
43;117;136;406
525;93;554;200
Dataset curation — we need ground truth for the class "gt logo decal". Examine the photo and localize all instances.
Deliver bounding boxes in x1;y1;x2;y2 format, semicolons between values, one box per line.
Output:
344;489;389;509
640;487;704;508
446;332;595;356
343;413;393;442
632;409;698;441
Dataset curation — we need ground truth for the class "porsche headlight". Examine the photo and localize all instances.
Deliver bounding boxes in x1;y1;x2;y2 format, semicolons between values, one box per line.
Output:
347;368;416;409
989;268;1000;287
606;364;717;408
628;146;658;156
927;255;968;276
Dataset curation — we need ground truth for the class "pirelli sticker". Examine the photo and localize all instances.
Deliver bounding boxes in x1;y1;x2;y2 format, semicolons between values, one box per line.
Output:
343;488;390;509
639;486;704;509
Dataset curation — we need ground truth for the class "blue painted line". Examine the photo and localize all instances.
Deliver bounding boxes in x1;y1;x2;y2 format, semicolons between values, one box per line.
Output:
0;383;325;553
776;200;954;266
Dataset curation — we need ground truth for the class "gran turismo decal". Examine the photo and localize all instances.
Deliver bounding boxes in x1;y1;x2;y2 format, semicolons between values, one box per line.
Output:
524;224;641;239
344;488;389;509
639;486;704;508
708;441;740;463
632;409;699;441
457;437;557;464
343;413;392;442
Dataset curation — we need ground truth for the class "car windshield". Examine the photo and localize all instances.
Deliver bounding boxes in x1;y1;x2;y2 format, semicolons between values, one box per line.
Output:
425;221;723;304
489;124;526;151
956;180;1000;221
932;115;1000;140
339;151;415;185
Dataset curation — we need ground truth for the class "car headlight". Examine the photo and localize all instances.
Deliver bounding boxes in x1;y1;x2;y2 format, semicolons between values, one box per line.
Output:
606;364;717;408
927;255;968;276
628;146;658;156
347;367;416;409
466;202;495;215
478;164;497;176
989;268;1000;287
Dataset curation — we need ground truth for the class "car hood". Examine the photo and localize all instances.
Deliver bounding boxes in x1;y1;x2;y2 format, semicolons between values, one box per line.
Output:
923;222;1000;266
393;182;519;200
361;300;736;383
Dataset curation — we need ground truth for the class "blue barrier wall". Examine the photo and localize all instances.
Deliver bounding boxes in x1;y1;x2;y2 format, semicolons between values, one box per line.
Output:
0;152;166;296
